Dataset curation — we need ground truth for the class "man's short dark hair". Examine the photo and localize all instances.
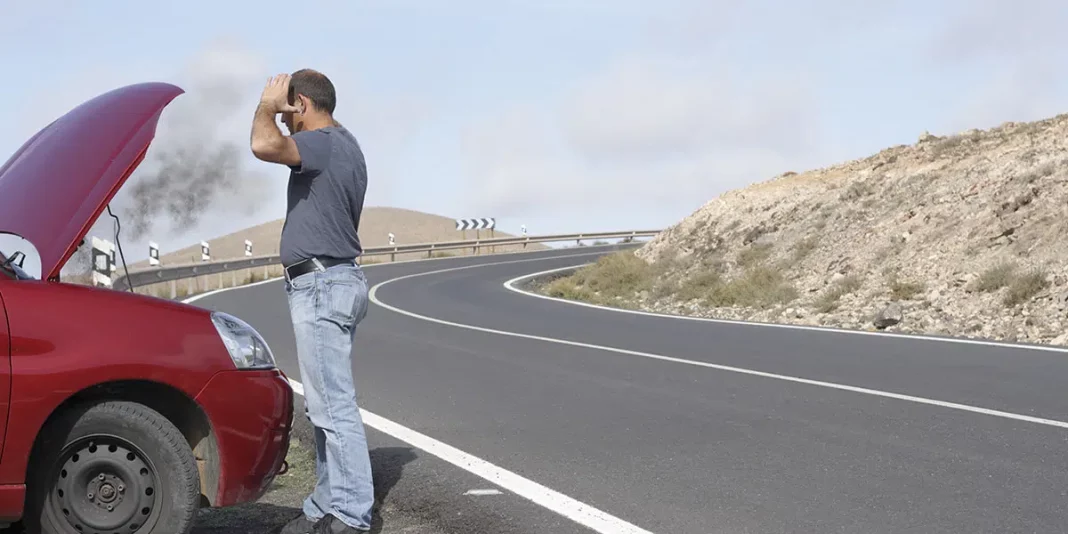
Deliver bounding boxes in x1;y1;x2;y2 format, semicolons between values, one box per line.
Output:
289;69;336;115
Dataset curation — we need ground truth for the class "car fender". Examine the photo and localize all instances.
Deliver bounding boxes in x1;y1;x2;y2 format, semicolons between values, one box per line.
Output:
0;280;235;485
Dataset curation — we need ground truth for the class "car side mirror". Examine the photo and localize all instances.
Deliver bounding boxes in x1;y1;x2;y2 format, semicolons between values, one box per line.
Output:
0;232;42;280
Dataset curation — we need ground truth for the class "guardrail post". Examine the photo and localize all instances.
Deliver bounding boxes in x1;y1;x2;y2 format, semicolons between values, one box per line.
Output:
391;247;396;262
170;280;176;299
264;265;269;280
231;270;236;287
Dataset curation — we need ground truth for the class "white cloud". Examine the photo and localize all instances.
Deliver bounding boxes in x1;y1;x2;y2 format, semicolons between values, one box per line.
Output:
926;0;1068;130
561;56;821;162
458;55;829;229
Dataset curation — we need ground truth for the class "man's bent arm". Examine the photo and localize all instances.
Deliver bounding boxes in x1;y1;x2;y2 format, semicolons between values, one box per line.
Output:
250;102;301;166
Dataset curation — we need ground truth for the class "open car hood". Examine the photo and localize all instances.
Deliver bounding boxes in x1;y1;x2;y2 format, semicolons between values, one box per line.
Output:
0;82;184;280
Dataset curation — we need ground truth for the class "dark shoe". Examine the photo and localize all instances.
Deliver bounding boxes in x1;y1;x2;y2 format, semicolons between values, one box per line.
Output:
280;514;318;534
313;514;368;533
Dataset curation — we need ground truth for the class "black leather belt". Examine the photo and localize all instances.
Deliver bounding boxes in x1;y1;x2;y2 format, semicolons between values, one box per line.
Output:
284;257;355;280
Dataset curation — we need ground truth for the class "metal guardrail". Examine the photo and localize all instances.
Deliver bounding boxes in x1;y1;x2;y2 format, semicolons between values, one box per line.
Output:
111;230;661;292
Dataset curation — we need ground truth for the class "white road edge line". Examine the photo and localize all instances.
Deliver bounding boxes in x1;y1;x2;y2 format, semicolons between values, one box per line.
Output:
503;264;1068;354
284;377;653;534
369;257;1068;431
180;250;655;534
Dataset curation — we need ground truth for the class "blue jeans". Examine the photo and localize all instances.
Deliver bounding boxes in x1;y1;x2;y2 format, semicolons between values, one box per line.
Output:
285;262;373;531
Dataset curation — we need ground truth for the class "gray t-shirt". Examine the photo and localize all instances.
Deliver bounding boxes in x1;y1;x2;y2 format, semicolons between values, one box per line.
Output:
279;125;367;267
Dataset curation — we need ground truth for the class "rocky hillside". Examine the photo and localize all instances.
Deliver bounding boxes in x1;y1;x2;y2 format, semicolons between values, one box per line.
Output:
545;113;1068;346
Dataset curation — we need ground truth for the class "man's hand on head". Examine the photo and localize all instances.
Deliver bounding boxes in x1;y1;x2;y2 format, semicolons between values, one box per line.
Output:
250;74;302;166
259;74;301;115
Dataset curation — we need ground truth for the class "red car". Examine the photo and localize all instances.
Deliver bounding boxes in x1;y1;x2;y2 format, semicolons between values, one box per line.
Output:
0;83;294;533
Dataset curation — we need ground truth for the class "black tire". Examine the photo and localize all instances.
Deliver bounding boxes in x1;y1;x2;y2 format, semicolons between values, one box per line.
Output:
23;400;200;534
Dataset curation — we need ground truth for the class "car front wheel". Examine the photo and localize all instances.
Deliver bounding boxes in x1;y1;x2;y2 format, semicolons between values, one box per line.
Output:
25;400;201;534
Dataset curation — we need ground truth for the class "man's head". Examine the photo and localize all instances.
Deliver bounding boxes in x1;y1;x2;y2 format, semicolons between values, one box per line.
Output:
282;69;337;134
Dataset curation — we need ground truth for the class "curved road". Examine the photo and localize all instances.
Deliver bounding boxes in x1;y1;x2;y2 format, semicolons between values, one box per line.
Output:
193;245;1068;534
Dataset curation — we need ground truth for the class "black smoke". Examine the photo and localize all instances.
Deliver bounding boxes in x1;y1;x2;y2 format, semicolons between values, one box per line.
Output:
122;140;255;240
114;42;271;242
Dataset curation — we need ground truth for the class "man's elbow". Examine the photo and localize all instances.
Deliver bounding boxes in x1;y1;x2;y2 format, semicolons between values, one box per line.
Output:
250;138;280;162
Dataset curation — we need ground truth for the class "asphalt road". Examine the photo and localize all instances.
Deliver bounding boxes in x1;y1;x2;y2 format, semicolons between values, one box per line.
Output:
194;245;1068;534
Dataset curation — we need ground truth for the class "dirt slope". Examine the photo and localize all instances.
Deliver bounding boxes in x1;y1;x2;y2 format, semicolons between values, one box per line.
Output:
551;113;1068;346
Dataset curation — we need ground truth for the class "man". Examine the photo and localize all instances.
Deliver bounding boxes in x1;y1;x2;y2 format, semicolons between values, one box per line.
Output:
250;70;373;534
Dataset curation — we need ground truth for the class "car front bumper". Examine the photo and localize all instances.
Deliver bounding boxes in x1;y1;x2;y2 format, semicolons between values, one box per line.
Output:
194;368;294;506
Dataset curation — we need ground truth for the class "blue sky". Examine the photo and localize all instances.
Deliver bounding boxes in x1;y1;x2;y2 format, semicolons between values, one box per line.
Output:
3;0;1067;268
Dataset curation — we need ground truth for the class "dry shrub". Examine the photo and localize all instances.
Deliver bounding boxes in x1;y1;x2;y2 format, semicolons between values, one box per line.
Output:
574;252;653;295
544;251;653;305
1004;269;1048;307
968;261;1016;293
545;277;597;302
840;180;874;201
889;277;925;301
791;237;819;263
705;265;798;309
815;274;864;313
737;243;773;268
678;270;723;302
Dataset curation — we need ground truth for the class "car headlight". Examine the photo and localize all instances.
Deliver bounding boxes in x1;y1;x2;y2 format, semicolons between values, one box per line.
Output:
210;311;276;370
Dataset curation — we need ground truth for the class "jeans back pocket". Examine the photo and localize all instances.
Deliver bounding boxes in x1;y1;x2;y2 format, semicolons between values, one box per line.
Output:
324;275;367;326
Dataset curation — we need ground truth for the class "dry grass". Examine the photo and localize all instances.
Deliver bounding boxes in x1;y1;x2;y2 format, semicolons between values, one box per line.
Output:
968;261;1017;293
737;243;773;268
704;265;798;309
888;275;925;301
791;237;819;263
815;274;864;313
839;180;874;202
677;270;724;302
543;246;800;311
544;277;597;302
544;252;654;306
1004;269;1048;307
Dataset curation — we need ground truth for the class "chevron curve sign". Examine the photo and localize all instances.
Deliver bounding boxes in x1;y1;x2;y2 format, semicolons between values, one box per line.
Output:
455;218;495;231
